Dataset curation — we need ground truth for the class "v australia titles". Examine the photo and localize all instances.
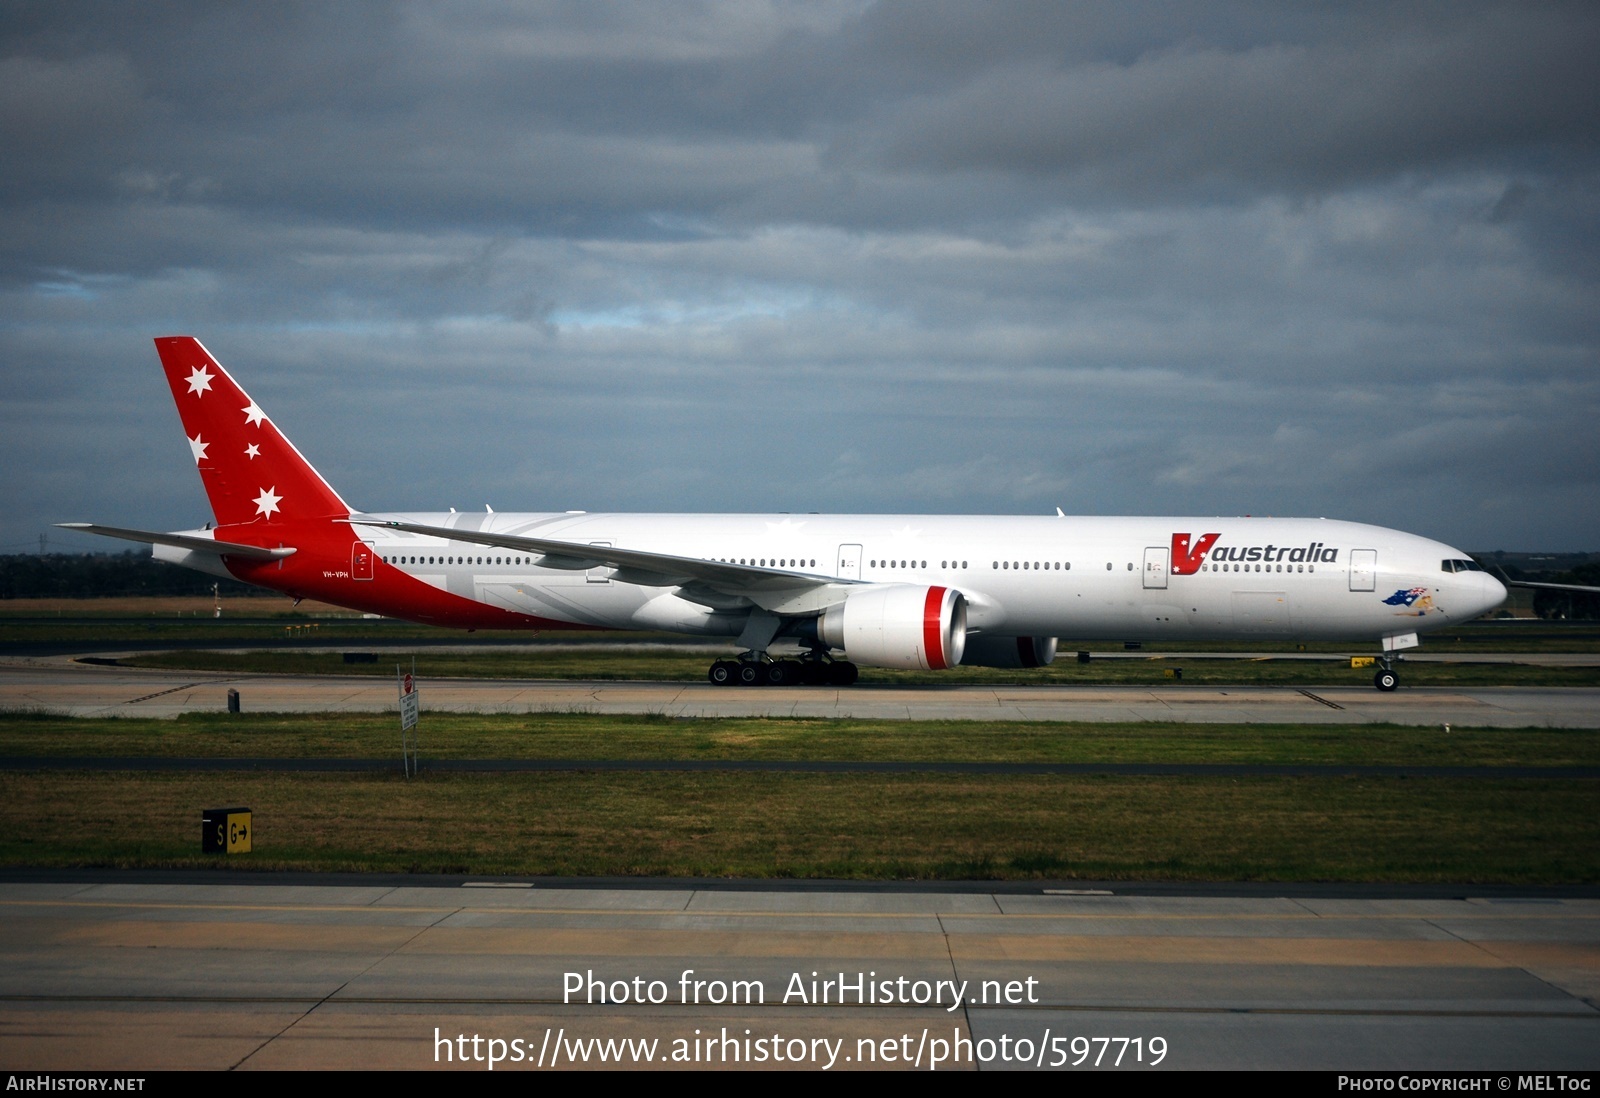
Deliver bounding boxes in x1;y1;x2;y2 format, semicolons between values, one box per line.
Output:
1208;541;1340;564
1171;532;1340;575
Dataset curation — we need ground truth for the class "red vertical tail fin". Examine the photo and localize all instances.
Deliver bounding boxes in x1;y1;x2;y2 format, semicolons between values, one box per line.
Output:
154;336;351;527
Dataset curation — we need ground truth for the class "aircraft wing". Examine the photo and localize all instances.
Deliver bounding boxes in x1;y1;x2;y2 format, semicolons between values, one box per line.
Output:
56;523;297;561
351;518;857;612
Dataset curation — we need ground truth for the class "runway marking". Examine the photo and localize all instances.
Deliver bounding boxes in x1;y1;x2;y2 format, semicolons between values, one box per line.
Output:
228;891;458;1070
121;678;246;705
1297;688;1345;709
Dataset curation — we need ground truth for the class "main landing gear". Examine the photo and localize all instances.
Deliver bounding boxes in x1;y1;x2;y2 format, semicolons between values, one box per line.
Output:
707;655;858;687
1373;654;1399;692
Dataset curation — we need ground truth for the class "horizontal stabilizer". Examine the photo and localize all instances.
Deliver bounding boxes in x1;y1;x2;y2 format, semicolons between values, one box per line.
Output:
56;523;297;561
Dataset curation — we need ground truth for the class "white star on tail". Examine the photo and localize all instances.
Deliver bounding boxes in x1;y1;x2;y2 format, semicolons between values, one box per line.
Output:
186;366;214;396
188;433;209;464
242;400;267;427
253;486;282;518
244;443;260;459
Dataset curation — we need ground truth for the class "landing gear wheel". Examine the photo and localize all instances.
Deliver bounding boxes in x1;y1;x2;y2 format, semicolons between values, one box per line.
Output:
799;660;829;686
708;660;736;686
1374;668;1399;692
828;661;859;686
765;660;802;686
736;661;766;687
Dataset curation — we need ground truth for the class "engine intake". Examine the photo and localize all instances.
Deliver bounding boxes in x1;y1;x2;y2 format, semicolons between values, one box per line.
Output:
961;634;1057;669
816;584;967;670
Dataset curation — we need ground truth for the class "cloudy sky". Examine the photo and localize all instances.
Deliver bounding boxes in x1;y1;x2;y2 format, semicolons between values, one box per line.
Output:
4;1;1597;554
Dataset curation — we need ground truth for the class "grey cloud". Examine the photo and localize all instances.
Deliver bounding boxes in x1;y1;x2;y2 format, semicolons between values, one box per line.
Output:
848;9;1598;200
3;1;1598;552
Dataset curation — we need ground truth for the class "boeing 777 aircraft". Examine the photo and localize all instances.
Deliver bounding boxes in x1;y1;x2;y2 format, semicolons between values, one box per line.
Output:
62;337;1509;690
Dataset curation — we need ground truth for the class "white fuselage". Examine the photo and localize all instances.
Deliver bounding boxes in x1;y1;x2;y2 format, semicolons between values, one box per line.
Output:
356;510;1507;645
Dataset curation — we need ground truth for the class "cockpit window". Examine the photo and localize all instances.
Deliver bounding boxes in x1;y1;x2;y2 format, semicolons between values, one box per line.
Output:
1441;559;1485;573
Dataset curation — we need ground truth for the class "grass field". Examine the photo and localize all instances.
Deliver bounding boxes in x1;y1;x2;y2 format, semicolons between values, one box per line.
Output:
4;710;1600;766
2;711;1596;882
3;769;1593;881
5;601;1596;883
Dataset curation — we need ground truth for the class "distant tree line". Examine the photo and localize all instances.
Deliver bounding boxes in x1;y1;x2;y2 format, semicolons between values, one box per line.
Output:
0;552;266;599
1472;553;1600;620
1525;562;1600;620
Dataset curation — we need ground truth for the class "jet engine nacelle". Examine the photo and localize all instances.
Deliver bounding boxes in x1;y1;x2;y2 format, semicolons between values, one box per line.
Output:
960;634;1058;669
816;584;967;670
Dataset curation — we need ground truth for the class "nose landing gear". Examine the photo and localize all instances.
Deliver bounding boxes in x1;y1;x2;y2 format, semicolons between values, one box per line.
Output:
1373;653;1399;692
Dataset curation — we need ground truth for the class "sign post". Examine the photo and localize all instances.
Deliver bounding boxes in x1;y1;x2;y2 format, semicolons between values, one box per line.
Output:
398;660;419;778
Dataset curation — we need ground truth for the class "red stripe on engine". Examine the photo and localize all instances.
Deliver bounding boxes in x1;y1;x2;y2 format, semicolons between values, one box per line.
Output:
923;586;948;669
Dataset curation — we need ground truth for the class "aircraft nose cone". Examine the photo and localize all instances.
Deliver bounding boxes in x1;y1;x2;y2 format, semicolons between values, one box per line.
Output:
1475;572;1508;618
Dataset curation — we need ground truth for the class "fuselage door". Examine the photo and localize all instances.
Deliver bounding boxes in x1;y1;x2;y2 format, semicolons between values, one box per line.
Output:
587;541;612;584
836;544;862;580
1142;545;1170;589
1350;549;1377;592
351;541;374;581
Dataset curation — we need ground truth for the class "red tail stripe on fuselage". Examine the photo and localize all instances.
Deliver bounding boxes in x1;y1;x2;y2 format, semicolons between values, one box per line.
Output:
213;518;582;630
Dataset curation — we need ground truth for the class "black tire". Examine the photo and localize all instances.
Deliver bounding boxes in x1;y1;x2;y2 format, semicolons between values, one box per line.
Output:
799;661;828;685
737;662;766;686
708;660;735;686
828;661;859;686
1374;668;1399;692
766;660;802;686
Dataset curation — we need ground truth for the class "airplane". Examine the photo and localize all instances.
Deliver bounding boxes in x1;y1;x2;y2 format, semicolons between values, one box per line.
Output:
61;336;1510;691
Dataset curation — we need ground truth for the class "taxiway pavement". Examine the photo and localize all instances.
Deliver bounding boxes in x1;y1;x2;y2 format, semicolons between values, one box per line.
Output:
2;657;1597;726
1;878;1595;1071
